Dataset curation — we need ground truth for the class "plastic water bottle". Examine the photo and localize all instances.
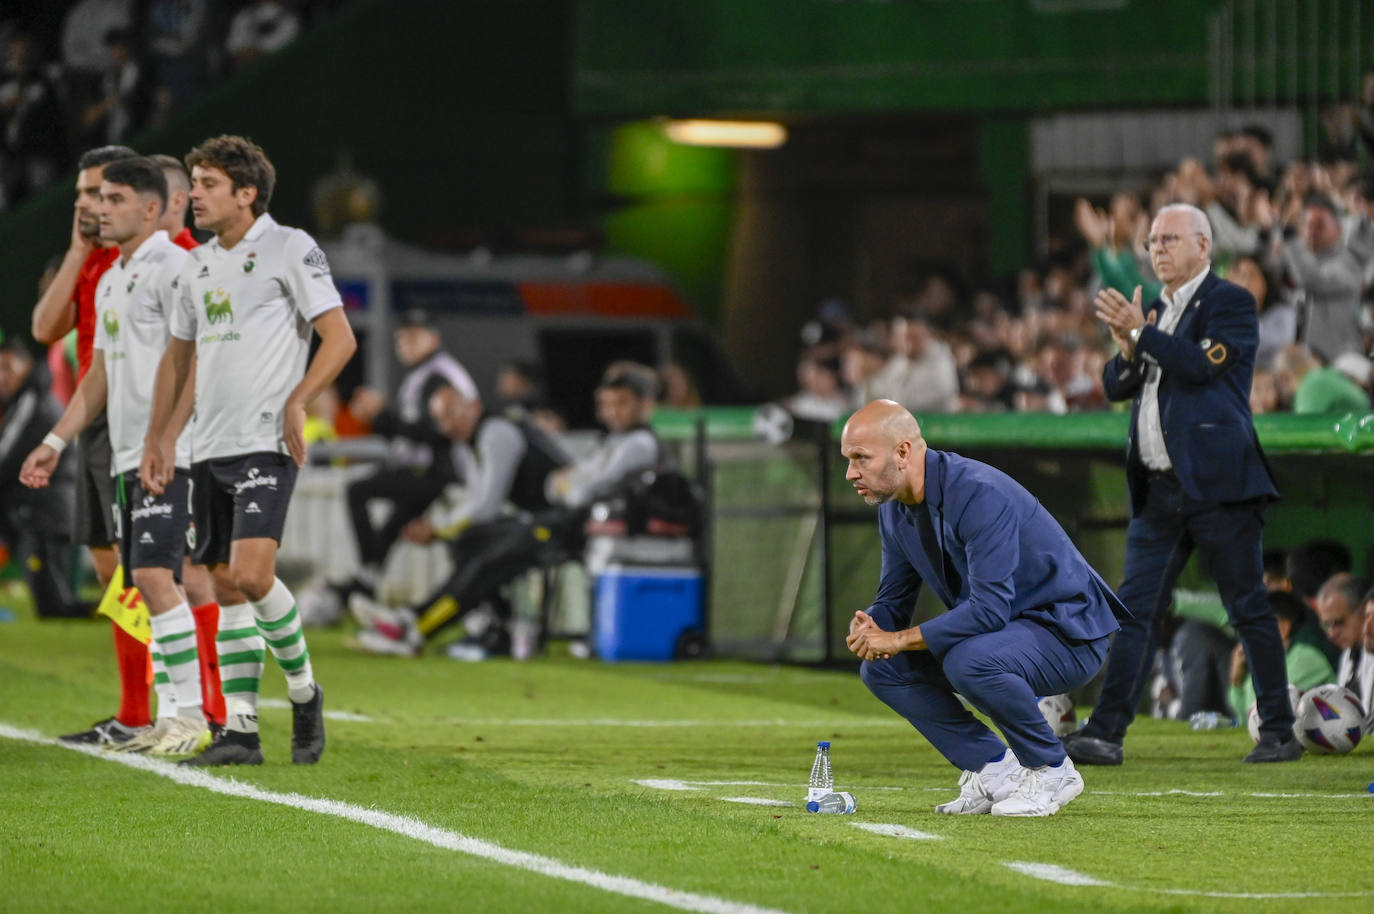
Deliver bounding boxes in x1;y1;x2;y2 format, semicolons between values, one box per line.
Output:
807;741;833;802
806;791;857;814
1188;710;1232;730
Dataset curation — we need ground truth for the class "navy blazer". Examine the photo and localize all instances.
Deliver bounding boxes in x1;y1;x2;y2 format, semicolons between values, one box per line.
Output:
866;449;1126;660
1101;270;1277;515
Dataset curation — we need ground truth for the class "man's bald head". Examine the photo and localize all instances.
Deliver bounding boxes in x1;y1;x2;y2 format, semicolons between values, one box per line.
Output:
840;400;928;506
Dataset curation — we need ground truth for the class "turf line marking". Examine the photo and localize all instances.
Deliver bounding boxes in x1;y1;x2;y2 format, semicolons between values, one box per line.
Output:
847;822;941;840
256;698;373;722
720;797;792;807
0;723;796;914
1002;861;1374;899
634;779;898;792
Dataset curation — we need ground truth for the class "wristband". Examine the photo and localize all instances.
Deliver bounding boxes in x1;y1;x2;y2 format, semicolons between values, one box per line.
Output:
42;432;68;455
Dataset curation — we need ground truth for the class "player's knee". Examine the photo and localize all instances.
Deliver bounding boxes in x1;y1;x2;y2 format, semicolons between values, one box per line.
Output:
130;565;173;594
232;567;273;602
858;656;897;694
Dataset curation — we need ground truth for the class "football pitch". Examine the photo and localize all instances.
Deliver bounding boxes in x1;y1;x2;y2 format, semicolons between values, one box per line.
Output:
2;613;1371;914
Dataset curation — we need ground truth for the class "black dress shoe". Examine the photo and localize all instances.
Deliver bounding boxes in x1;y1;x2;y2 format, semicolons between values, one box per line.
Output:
1063;733;1124;766
1243;735;1304;763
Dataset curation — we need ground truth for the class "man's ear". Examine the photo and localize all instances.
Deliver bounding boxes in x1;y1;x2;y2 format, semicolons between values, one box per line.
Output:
893;439;910;466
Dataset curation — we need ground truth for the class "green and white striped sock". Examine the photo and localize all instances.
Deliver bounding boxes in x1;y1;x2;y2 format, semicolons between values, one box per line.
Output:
254;577;315;704
149;603;202;721
150;648;175;720
217;601;263;733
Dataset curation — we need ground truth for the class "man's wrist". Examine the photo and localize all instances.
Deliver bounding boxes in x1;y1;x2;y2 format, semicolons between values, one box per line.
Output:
1128;325;1144;345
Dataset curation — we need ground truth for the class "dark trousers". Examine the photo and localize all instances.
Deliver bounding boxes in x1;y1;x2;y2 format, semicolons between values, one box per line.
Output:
861;618;1109;770
1170;619;1237;718
1084;473;1293;743
345;467;448;569
413;510;582;641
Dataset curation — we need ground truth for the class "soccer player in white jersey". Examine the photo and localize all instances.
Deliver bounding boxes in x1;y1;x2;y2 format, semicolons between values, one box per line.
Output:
20;157;209;754
143;135;356;766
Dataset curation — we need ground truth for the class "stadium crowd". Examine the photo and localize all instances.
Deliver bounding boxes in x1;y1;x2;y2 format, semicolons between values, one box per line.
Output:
1;0;341;213
786;75;1374;423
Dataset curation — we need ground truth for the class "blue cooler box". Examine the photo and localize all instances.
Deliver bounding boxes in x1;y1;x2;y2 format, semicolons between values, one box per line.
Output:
593;564;703;661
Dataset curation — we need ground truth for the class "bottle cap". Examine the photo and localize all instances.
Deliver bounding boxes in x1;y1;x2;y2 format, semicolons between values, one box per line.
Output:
805;801;820;812
818;740;830;749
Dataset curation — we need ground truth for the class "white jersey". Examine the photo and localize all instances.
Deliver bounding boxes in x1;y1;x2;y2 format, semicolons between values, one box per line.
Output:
94;231;192;475
170;213;343;461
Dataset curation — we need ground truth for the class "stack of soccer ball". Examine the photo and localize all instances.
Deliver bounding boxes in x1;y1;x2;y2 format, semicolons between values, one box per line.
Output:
1247;684;1366;754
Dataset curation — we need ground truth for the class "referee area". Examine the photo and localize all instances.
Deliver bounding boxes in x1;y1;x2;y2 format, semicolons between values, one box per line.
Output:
2;614;1371;914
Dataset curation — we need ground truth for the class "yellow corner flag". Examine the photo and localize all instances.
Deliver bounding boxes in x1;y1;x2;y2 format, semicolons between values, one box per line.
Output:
96;565;151;645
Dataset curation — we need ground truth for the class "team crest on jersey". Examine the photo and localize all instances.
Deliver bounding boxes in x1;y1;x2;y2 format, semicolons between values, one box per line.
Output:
302;246;330;273
244;252;257;273
204;289;234;325
103;309;120;342
125;273;138;293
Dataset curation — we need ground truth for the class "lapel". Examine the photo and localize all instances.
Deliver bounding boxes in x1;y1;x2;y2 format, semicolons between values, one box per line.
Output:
918;450;961;601
1170;270;1218;340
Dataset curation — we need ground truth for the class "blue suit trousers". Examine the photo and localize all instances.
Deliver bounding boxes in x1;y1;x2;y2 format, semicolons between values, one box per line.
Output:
1083;473;1294;743
861;618;1109;770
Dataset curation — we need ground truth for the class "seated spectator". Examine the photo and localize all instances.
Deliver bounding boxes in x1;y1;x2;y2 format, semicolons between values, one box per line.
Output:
785;355;848;423
1227;254;1294;372
1268;193;1365;363
351;366;664;660
1330;352;1372;408
1274;343;1368;414
839;332;887;411
659;361;702;411
145;0;221;124
79;27;147;146
342;309;478;597
1168;587;1235;721
0;335;87;618
226;1;302;72
1317;575;1374;719
869;314;959;414
495;358;564;434
1249;369;1280;414
958;348;1014;413
1286;538;1352;666
1228;591;1335;720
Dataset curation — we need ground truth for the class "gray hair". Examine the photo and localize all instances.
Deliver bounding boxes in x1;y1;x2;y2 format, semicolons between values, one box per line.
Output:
1155;203;1213;245
1318;572;1371;612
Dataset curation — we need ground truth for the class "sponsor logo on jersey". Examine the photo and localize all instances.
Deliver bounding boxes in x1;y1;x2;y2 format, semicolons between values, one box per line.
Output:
103;309;120;342
204;289;234;325
244;251;257;273
234;467;279;495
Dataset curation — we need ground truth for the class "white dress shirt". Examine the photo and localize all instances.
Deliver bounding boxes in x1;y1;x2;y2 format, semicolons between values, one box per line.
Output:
1136;263;1210;471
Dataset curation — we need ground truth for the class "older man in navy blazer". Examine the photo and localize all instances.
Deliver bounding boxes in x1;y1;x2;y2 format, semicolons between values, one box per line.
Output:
843;400;1126;817
1069;202;1297;766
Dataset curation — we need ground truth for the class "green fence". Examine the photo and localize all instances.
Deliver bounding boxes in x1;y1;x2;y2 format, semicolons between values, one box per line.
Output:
656;409;1374;663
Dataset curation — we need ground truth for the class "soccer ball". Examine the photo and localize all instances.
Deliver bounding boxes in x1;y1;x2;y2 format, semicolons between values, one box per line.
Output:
1246;684;1303;744
1037;693;1076;737
1294;684;1366;754
296;581;343;627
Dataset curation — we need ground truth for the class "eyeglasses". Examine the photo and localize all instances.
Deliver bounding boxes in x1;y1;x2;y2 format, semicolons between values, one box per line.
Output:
1143;232;1205;254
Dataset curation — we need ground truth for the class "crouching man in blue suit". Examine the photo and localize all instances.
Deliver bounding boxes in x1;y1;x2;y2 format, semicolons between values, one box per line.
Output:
842;400;1127;817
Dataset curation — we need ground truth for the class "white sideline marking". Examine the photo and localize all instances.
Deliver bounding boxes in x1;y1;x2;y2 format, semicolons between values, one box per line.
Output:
1005;862;1112;887
0;723;795;914
847;822;940;840
448;718;903;728
1003;862;1374;899
257;698;373;723
634;779;898;792
721;797;792;807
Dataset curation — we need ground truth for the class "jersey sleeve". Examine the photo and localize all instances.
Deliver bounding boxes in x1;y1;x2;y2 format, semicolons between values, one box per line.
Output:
156;248;190;325
169;255;199;341
282;229;344;322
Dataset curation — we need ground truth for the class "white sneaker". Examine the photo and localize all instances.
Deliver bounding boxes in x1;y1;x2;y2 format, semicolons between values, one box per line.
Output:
110;719;171;753
348;591;401;629
935;750;1023;815
147;716;211;755
355;613;422;657
991;757;1083;817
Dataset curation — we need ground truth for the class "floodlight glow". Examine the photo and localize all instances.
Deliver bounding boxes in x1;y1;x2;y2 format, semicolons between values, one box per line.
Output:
663;120;787;148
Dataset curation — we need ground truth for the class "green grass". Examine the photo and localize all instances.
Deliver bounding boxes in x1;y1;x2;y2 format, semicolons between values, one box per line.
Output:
1;607;1371;914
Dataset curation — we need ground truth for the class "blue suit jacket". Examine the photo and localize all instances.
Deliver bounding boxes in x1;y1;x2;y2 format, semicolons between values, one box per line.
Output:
1101;270;1278;515
866;449;1126;660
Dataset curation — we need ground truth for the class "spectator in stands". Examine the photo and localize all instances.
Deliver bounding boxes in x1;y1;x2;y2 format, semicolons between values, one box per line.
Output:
1269;194;1365;363
61;0;132;95
145;0;221;124
0;334;86;618
1331;352;1372;407
1274;343;1368;414
659;362;702;411
1348;175;1374;291
1249;369;1280;415
1346;585;1374;729
1317;575;1372;712
1228;254;1294;372
494;358;564;434
1261;548;1291;592
79;27;146;146
1207;152;1264;261
226;0;301;72
342;309;478;598
785;355;848;423
0;32;66;208
840;332;887;411
1075;193;1159;303
351;366;664;660
870;314;959;414
1228;590;1334;721
958;348;1014;413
